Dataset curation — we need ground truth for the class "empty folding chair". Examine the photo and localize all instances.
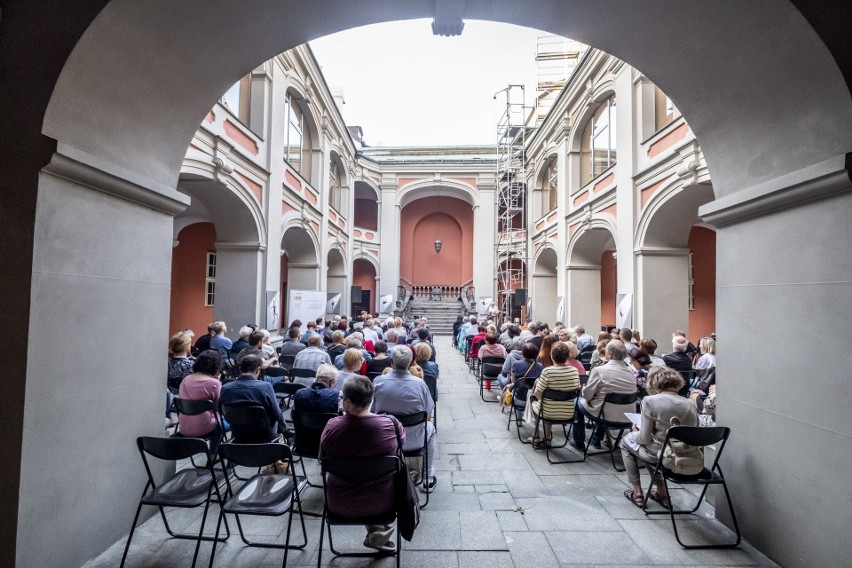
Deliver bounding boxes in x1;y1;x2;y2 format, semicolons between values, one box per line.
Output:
289;367;317;387
120;436;229;568
208;442;308;567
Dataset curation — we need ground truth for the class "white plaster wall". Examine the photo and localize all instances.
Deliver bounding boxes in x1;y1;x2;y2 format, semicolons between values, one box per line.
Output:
19;173;174;567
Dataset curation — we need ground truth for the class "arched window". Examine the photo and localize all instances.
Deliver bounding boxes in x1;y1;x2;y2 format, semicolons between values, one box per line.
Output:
654;87;675;131
329;156;344;213
545;160;558;212
220;74;250;123
284;94;311;181
580;96;617;185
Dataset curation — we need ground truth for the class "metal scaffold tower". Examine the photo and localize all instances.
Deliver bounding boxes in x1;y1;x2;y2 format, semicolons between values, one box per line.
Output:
494;84;532;323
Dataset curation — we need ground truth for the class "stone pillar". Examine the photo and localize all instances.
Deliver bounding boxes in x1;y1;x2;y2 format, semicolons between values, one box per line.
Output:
214;242;265;329
531;270;558;323
16;148;188;567
473;177;497;299
555;138;569;314
378;177;399;299
566;263;601;333
699;155;852;568
635;247;689;342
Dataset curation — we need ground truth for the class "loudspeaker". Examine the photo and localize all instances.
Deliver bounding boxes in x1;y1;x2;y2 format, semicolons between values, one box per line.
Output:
350;285;362;304
514;288;527;304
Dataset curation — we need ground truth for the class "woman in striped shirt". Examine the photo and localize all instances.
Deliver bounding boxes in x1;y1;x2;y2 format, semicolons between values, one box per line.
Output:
528;341;581;446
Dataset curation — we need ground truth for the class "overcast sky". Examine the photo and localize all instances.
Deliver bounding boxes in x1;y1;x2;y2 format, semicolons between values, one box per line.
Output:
309;19;550;147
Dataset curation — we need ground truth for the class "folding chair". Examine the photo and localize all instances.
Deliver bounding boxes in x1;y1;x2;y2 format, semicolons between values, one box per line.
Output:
171;398;226;464
120;437;229;568
279;354;296;372
423;370;438;431
289;367;317;387
208;443;308;567
463;336;474;365
578;391;638;471
273;381;305;411
291;409;338;489
469;339;485;373
678;370;697;396
391;411;431;508
317;455;402;568
221;404;280;444
262;366;288;385
643;426;741;549
479;356;505;402
507;376;536;442
531;388;581;464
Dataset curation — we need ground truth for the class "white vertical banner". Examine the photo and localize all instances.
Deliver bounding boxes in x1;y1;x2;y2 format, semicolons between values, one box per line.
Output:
288;290;327;333
556;296;564;324
616;293;633;329
265;291;280;331
477;296;493;317
379;294;395;315
326;292;342;314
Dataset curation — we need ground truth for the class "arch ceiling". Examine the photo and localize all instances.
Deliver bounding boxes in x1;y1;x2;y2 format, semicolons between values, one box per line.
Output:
569;227;616;266
177;175;261;242
281;226;317;264
533;246;558;274
639;184;716;249
44;1;851;204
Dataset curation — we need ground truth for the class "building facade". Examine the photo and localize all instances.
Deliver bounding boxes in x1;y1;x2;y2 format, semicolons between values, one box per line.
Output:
172;44;714;345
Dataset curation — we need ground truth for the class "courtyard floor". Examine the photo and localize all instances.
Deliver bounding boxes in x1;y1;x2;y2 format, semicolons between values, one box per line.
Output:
88;336;777;567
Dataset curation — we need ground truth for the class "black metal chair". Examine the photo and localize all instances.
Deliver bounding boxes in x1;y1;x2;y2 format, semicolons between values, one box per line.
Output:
463;335;474;365
208;442;308;567
120;437;229;568
317;455;402;567
262;366;288;382
507;376;536;442
469;339;485;373
171;398;227;464
579;392;638;470
289;367;317;386
279;354;296;372
479;356;505;403
643;426;741;549
221;404;280;444
578;373;589;386
423;370;439;431
290;409;338;489
531;388;582;464
273;381;305;411
391;411;431;508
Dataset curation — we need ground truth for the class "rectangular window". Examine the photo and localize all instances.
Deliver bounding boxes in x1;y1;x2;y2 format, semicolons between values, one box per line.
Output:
688;252;695;311
285;96;303;173
220;75;251;123
654;87;675;131
205;252;217;307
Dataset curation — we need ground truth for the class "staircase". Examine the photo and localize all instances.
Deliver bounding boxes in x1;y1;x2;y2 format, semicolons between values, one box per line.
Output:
408;299;467;335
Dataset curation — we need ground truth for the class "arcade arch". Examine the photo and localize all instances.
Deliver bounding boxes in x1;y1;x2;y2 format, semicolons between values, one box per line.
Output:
353;180;379;230
280;225;319;327
326;246;348;315
7;4;851;568
531;246;558;323
352;257;378;313
566;223;618;333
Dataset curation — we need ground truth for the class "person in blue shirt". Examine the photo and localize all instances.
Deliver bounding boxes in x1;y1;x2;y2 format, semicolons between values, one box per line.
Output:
220;354;284;442
292;363;340;454
209;321;233;360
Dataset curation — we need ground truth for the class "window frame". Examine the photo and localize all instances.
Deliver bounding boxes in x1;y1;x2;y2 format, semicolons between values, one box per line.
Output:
205;251;217;307
580;95;617;186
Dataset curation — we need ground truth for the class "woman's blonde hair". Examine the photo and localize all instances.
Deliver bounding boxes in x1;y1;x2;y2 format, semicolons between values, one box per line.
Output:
342;348;363;370
646;366;685;395
700;337;716;355
414;342;432;363
564;341;579;359
168;332;191;357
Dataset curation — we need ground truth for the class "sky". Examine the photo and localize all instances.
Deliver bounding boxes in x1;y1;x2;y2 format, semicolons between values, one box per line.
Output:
309;19;550;147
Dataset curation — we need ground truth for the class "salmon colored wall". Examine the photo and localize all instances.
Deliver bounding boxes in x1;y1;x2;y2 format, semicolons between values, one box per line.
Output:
170;222;216;336
600;250;617;328
400;196;473;285
353;260;377;311
689;226;716;340
354;198;378;230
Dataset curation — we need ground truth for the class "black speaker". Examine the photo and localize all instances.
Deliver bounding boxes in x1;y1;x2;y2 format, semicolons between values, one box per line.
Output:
351;285;362;304
514;288;527;304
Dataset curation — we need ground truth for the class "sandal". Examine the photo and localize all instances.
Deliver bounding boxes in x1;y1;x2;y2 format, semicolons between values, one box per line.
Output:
624;489;645;508
648;490;671;509
526;436;552;448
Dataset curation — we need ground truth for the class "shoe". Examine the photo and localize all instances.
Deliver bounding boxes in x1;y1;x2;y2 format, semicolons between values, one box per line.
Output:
364;528;396;553
422;476;437;491
569;440;585;451
590;440;602;449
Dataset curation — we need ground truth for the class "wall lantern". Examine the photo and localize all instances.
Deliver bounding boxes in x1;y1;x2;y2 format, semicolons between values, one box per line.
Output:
434;239;442;253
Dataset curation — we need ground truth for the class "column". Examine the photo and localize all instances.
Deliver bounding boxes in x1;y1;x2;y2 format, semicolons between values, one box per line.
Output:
214;242;265;329
473;176;497;299
635;247;690;342
566;263;601;333
378;177;400;300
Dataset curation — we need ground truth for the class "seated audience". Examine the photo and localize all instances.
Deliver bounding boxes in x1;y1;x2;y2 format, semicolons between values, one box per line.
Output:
674;329;699;360
572;340;636;449
373;345;437;490
380;344;423;379
469;325;487;359
575;325;594;352
564;341;586;376
510;342;544;384
334;336;373;369
231;325;255;356
259;328;276;358
293;334;332;372
478;332;508;360
177;350;226;446
528;342;581;445
279;326;307;360
499;324;520;351
235;330;278;368
320;375;404;553
193;322;215;355
336;348;364;389
589;339;610;370
292;363;339;453
538;334;556;367
629;348;653;399
366;341;393;376
662;335;693;374
411;327;436;361
414;342;439;381
209;321;233;359
498;337;526;388
640;338;666;367
326;330;347;362
220;354;285;442
621;367;698;508
168;331;195;396
301;320;319;346
694;337;716;371
620;328;638;353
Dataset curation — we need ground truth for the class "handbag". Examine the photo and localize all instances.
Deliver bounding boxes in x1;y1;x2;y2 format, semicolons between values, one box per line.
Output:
390;416;420;541
660;416;704;475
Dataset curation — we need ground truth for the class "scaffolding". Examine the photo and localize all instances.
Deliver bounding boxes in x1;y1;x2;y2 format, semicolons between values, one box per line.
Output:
494;84;532;323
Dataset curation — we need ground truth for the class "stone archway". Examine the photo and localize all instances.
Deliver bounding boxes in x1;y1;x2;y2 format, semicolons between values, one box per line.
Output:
5;3;852;567
281;225;320;327
566;224;617;333
531;246;558;323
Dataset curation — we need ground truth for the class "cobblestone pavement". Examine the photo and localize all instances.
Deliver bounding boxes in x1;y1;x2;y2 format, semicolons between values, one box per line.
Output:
88;336;777;567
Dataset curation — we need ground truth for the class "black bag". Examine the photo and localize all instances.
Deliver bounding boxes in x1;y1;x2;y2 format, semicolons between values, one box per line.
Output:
390;416;420;541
